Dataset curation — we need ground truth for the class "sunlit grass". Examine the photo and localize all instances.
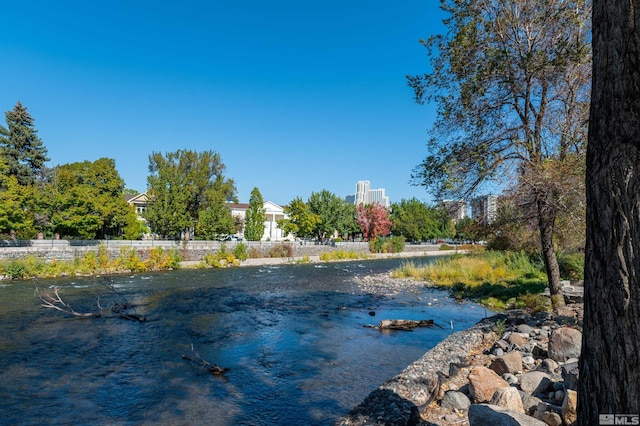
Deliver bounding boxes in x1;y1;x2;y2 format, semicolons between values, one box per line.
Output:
392;251;550;311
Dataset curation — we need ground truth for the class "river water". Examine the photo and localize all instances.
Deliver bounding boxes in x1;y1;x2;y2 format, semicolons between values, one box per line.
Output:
0;257;490;425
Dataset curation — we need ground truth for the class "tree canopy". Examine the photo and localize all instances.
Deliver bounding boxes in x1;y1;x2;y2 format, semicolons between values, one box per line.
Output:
244;187;265;241
408;0;592;305
0;102;49;186
307;190;356;240
277;197;321;239
355;203;391;240
390;198;448;242
145;149;236;239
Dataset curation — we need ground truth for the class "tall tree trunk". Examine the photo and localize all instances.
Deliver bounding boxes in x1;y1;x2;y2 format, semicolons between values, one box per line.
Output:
536;193;564;309
579;0;640;423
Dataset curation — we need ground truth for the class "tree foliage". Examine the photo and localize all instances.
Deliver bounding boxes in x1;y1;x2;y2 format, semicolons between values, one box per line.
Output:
307;190;356;239
145;149;236;239
197;190;235;240
390;198;448;241
47;158;131;239
408;0;591;304
0;102;49;186
277;197;321;239
355;203;392;240
244;187;265;241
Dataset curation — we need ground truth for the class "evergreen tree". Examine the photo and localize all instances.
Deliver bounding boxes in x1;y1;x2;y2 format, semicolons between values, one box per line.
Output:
0;102;49;186
244;187;265;241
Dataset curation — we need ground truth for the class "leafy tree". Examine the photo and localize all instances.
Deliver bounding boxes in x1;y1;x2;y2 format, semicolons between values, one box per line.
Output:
454;217;481;241
0;158;35;237
122;204;148;240
355;203;391;240
579;0;640;421
48;158;130;239
277;197;321;239
408;0;591;306
0;102;49;186
146;149;236;239
197;190;235;240
307;190;355;240
244;187;265;241
390;198;445;242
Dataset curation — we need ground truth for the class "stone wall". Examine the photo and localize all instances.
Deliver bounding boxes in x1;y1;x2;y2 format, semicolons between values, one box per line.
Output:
0;239;440;262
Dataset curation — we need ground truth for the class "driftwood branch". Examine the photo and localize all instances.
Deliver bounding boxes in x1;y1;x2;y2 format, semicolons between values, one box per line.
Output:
35;286;101;318
364;319;440;331
34;278;146;322
182;343;229;375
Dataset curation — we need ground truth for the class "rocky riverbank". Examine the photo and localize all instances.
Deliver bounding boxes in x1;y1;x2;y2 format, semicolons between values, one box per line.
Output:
339;273;583;426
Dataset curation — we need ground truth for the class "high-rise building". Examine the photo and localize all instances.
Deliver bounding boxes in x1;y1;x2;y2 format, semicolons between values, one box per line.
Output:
471;194;498;225
354;180;389;207
439;200;467;223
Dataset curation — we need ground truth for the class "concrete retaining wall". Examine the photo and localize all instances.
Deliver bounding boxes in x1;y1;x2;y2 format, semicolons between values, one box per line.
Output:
0;239;441;262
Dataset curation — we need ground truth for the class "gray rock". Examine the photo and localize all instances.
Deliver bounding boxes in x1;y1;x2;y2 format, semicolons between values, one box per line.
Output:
441;390;471;412
491;350;523;376
494;347;505;356
468;404;547;425
520;371;552;395
517;324;535;335
554;390;565;404
503;373;518;385
490;386;525;413
522;355;536;367
543;411;563;426
548;328;582;362
561;362;579;391
495;339;510;352
538;358;559;374
522;395;543;416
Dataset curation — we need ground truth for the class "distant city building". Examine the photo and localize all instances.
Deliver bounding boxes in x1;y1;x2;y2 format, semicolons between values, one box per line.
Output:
471;194;498;225
353;180;390;207
439;199;467;223
345;194;356;204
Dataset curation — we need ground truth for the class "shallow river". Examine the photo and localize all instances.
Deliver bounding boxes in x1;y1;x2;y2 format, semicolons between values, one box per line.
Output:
0;257;490;425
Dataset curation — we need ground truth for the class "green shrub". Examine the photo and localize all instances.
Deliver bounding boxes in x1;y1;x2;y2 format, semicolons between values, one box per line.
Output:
5;260;26;279
233;242;248;261
558;252;584;280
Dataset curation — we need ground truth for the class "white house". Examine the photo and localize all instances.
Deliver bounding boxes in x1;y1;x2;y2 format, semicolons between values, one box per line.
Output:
228;201;292;241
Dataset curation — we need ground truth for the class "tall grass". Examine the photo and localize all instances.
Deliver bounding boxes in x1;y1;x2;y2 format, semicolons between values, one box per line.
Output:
0;246;182;280
392;251;550;311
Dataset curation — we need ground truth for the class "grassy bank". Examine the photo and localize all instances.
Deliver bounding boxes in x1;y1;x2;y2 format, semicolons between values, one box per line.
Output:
391;251;551;311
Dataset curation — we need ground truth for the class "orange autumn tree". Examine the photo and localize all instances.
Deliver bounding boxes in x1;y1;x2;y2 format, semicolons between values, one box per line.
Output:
355;202;391;240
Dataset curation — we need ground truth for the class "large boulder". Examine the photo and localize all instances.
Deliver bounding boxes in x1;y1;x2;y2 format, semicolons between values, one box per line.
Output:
490;386;525;413
519;371;552;395
561;389;578;426
468;404;547;425
441;390;471;412
548;327;582;362
468;366;510;403
491;351;523;376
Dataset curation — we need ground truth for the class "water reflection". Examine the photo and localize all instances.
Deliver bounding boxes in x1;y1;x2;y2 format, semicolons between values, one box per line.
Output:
0;258;490;425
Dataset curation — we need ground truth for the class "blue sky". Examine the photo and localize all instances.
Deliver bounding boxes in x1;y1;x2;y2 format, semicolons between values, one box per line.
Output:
1;1;445;206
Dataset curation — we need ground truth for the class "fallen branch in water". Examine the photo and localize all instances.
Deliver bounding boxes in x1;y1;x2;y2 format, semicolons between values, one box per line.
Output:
35;286;101;318
364;319;441;331
35;278;146;322
182;343;229;375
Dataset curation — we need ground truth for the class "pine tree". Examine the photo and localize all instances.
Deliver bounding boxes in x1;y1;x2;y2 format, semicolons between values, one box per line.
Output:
244;187;265;241
0;102;49;186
